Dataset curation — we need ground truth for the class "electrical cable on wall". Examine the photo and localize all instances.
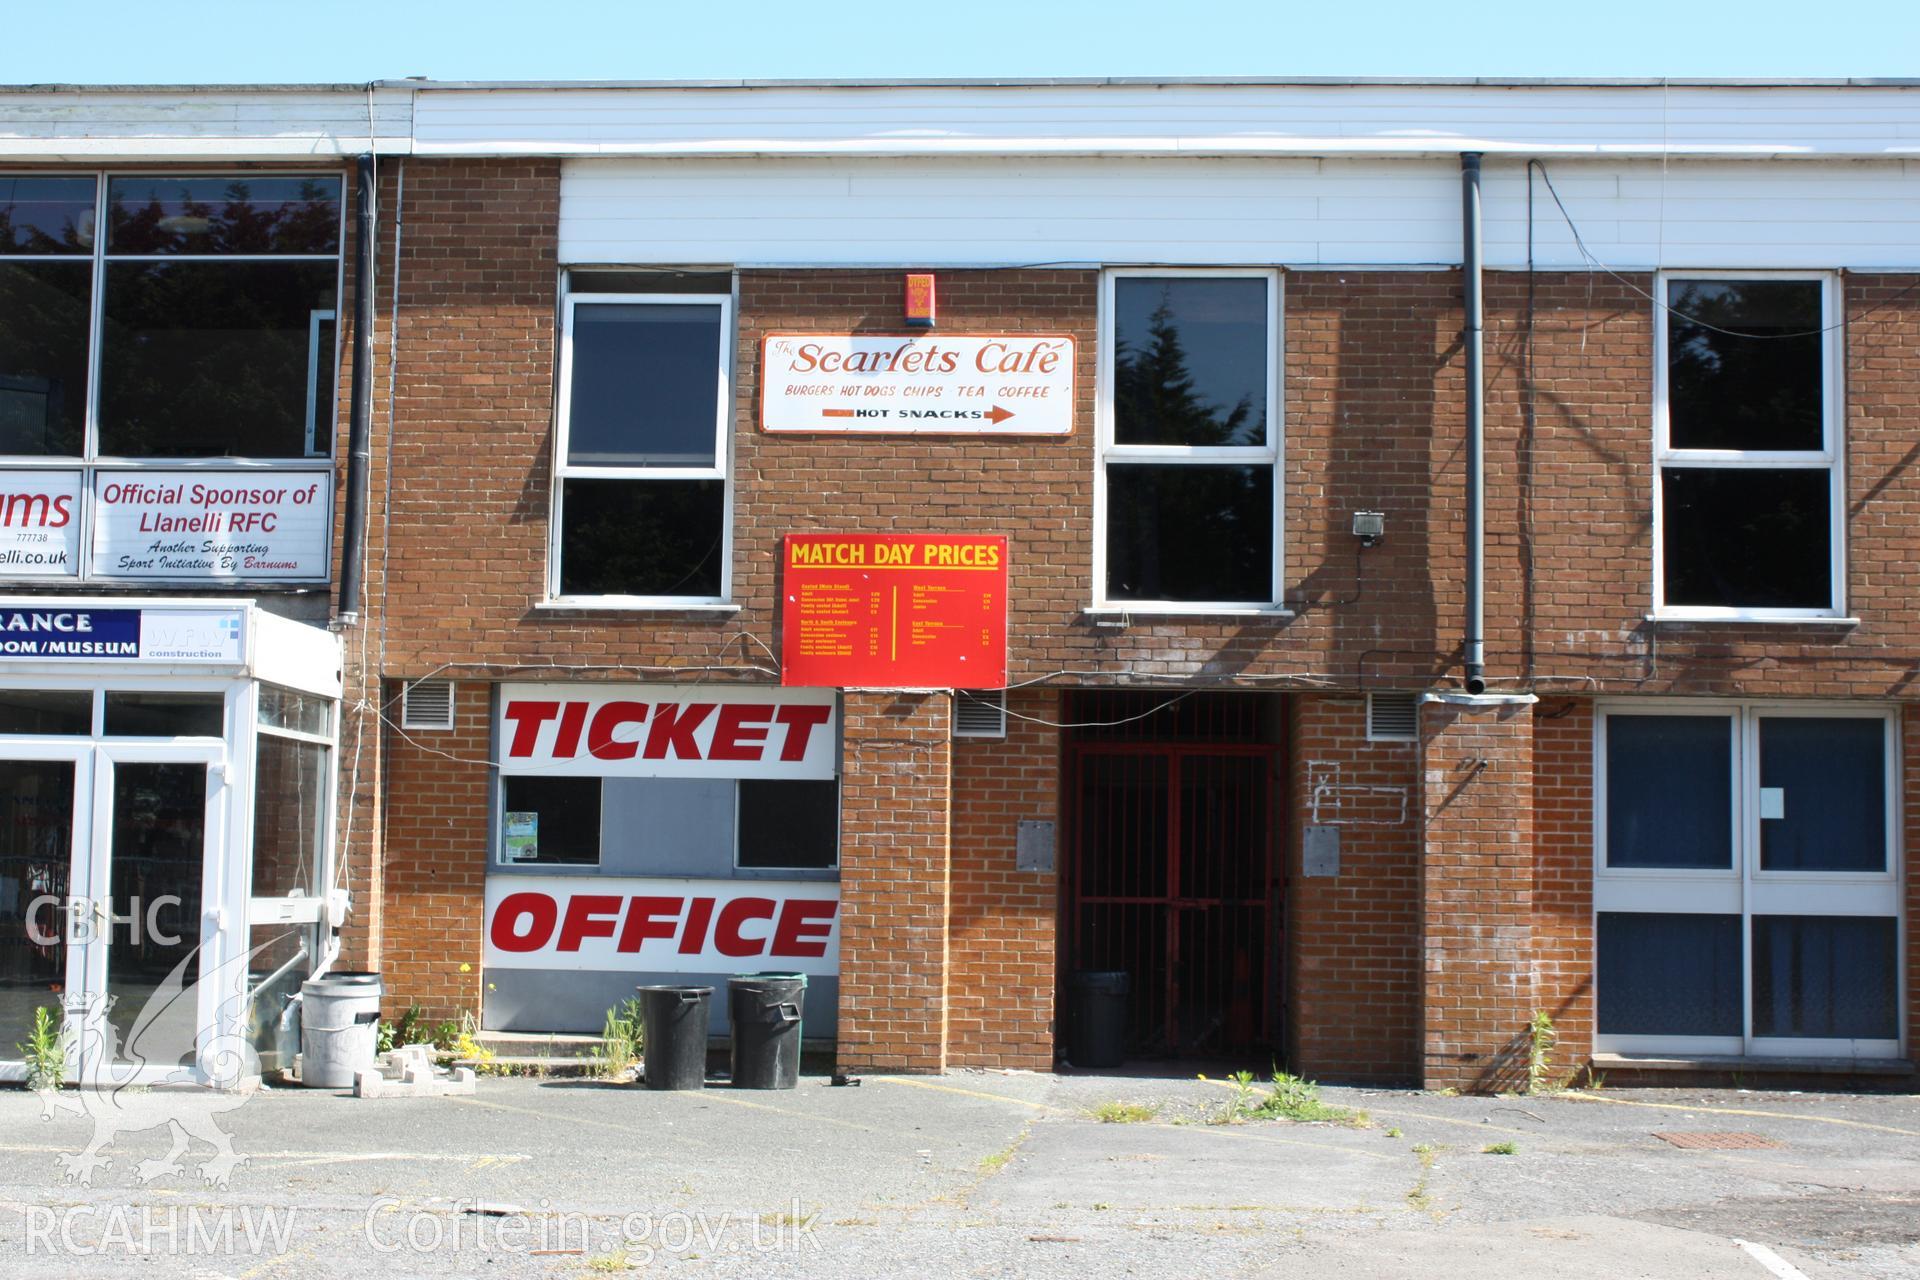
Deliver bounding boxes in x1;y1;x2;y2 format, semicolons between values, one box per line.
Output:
1529;159;1920;338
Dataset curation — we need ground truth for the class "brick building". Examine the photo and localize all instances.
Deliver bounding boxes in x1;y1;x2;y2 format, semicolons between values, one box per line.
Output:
1;79;1916;1092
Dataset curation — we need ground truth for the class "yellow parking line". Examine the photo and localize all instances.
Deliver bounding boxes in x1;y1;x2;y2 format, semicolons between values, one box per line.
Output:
1560;1091;1920;1138
879;1076;1396;1161
871;1077;1055;1111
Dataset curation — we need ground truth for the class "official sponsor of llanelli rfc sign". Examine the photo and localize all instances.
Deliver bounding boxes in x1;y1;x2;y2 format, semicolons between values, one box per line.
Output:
92;472;332;581
760;333;1075;435
484;876;840;975
496;683;838;780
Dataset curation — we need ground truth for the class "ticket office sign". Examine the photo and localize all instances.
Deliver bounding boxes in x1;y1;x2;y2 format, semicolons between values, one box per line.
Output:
781;533;1008;689
760;334;1074;435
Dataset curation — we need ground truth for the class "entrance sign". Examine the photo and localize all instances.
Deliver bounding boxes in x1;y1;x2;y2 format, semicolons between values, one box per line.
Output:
0;607;243;662
760;333;1075;435
92;471;331;581
497;683;837;780
781;533;1008;689
484;876;840;976
0;470;82;578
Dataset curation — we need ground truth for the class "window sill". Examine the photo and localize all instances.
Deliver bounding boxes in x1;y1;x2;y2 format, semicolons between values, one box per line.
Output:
1591;1052;1913;1076
1082;606;1296;623
1645;613;1859;627
536;600;741;615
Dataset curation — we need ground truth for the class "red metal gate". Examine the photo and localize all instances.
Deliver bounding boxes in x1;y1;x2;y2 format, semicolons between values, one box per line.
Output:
1064;738;1281;1057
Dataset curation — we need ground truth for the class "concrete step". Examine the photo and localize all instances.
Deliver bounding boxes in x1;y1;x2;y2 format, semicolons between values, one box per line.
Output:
474;1031;604;1058
475;1054;610;1079
470;1032;614;1079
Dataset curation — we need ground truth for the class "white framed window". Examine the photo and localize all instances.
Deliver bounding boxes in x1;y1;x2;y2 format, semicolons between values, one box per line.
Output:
549;284;733;605
1593;701;1903;1060
1094;268;1282;612
0;172;344;585
1652;272;1843;620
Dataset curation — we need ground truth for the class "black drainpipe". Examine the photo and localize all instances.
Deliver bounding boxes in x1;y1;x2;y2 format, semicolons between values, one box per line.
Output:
1460;152;1487;695
336;153;376;627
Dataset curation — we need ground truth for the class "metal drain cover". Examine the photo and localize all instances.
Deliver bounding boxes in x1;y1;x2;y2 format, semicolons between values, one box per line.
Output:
1655;1131;1783;1150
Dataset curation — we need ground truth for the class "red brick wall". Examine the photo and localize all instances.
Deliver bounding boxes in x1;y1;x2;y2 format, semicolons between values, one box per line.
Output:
1418;700;1536;1091
1285;695;1421;1083
949;688;1061;1070
1531;699;1595;1074
1493;272;1920;699
836;691;953;1074
351;159;1920;1080
379;680;490;1021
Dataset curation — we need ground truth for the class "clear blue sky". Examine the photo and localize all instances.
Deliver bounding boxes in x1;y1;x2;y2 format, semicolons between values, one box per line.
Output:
2;0;1914;83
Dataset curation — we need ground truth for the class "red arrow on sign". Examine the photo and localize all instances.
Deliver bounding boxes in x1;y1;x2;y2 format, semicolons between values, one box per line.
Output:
985;406;1014;425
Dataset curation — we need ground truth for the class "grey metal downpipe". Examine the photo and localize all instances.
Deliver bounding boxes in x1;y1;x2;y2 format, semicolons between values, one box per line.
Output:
1460;152;1487;696
336;153;376;627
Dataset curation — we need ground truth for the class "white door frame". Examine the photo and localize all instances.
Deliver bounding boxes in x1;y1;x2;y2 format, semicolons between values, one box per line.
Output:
0;743;92;1084
76;740;226;1087
1593;699;1904;1060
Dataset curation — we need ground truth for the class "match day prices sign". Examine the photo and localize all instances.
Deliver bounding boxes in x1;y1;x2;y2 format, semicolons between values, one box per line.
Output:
93;471;331;581
760;333;1075;435
0;470;82;577
782;534;1009;688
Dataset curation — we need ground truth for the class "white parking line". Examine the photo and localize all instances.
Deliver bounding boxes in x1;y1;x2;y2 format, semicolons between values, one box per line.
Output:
1735;1238;1812;1280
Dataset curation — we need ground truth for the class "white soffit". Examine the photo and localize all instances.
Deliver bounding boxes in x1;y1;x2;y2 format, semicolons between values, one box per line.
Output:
414;84;1920;160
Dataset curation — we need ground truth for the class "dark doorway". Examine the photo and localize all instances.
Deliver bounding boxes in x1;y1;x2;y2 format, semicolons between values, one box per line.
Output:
1061;691;1283;1059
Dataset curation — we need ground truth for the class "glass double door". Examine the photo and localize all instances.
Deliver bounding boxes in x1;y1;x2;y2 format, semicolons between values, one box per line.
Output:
0;743;223;1084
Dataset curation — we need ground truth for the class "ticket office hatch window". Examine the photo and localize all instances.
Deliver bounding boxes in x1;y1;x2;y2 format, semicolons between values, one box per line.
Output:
499;776;839;877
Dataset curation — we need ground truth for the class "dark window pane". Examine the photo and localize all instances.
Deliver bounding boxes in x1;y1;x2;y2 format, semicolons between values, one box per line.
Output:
501;775;601;866
558;478;725;598
251;735;328;898
0;176;96;254
737;779;839;869
258;686;332;736
0;689;91;734
107;176;341;255
99;260;337;457
1661;467;1831;609
1597;912;1743;1037
1759;718;1886;872
1605;714;1733;869
1753;915;1897;1040
104;762;205;1070
0;759;74;1058
567;303;723;466
104;691;224;737
570;270;732;295
1667;280;1823;451
1105;463;1272;602
1113;277;1269;446
0;260;91;455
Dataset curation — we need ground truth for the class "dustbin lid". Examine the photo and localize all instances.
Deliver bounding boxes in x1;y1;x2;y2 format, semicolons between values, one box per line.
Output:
301;970;382;996
636;985;714;995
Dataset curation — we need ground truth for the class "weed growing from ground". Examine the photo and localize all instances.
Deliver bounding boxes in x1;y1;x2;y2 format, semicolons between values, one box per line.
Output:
19;1006;64;1091
593;998;645;1078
